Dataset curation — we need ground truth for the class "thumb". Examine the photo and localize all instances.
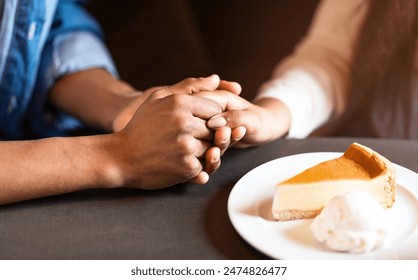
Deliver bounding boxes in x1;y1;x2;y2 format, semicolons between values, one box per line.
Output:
169;74;221;95
218;80;242;95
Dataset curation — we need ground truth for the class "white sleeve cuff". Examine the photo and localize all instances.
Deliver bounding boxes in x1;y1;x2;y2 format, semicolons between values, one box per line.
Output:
256;69;333;138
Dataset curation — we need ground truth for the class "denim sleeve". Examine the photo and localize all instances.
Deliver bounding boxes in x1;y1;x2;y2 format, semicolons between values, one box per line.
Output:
31;0;118;137
41;0;118;83
38;31;118;94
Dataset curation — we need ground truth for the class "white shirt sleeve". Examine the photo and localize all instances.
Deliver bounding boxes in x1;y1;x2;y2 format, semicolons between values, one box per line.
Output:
255;0;367;138
256;69;333;138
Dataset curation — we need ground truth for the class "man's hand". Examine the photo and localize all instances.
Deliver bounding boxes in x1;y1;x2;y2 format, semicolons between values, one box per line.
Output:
109;77;240;189
111;75;245;178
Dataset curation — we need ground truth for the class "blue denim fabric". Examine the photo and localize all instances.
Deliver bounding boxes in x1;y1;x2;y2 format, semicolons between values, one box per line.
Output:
0;0;117;139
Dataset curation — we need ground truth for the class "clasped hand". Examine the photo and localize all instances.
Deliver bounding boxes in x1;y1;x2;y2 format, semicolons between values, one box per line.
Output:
111;74;288;190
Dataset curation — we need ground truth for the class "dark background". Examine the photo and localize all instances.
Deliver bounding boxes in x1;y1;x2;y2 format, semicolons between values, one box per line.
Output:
87;0;320;100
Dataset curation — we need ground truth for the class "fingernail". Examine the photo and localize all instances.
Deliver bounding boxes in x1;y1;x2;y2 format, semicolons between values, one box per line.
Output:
201;171;210;184
208;117;226;128
233;127;246;141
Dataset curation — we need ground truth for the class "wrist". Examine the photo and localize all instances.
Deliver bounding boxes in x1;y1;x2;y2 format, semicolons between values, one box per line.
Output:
42;134;127;191
111;92;146;132
87;133;126;189
49;69;139;132
99;84;139;132
255;98;291;140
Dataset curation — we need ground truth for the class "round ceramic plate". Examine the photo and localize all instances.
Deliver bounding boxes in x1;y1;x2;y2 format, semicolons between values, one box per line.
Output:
228;152;418;259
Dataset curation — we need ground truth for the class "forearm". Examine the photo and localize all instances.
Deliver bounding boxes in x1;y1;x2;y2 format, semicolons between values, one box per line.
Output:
0;134;117;205
49;68;144;132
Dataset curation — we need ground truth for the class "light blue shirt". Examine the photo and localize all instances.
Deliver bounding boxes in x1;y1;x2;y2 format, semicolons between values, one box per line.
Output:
0;0;117;139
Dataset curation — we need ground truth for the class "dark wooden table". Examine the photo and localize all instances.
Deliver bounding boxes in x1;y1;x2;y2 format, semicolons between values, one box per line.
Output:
1;137;417;259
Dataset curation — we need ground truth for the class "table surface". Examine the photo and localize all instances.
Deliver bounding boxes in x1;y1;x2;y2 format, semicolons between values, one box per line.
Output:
1;137;417;260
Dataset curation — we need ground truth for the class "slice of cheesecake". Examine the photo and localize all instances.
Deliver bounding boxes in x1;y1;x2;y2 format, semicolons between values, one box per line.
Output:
272;142;396;221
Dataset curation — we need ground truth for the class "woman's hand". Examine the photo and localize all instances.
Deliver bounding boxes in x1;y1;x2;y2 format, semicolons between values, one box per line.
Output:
204;95;291;148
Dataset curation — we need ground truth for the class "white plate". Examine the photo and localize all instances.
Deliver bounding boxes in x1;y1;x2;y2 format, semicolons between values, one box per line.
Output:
228;152;418;259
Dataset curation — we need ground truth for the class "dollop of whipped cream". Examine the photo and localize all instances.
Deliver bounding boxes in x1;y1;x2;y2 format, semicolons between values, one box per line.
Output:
310;191;390;253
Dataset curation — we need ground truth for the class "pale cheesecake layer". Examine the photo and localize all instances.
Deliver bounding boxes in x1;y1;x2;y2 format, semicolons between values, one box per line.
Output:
272;143;396;221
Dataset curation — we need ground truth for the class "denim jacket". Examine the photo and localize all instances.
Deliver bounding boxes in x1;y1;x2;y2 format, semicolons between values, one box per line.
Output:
0;0;117;139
